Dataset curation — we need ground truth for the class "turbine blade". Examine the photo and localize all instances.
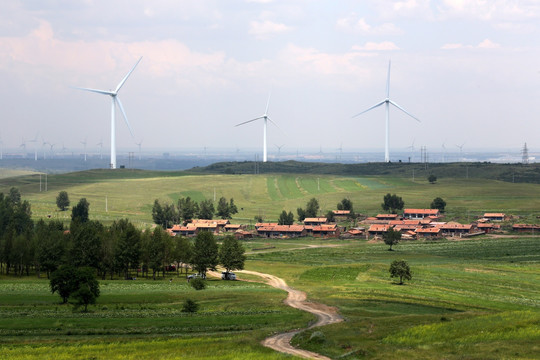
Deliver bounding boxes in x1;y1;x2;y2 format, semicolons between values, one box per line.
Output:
389;100;420;122
352;100;386;118
267;116;286;136
235;117;264;127
265;91;272;115
115;57;142;93
73;86;114;96
386;60;391;98
115;97;134;137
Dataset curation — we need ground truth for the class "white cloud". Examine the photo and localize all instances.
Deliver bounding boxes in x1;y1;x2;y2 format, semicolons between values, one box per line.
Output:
336;14;403;35
248;20;292;39
352;41;400;51
441;38;501;50
439;0;540;21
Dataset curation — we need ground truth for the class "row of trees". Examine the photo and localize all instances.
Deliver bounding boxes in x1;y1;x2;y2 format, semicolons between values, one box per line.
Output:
382;193;446;213
152;196;238;228
278;198;355;225
0;189;245;281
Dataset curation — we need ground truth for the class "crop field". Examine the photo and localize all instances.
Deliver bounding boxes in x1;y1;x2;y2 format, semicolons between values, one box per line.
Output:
0;236;538;359
3;170;540;227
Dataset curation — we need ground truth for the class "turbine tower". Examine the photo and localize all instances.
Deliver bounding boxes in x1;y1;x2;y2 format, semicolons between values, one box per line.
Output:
352;60;420;162
75;57;142;169
235;92;278;163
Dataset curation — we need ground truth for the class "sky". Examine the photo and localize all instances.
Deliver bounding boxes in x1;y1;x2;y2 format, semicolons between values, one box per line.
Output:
1;0;540;161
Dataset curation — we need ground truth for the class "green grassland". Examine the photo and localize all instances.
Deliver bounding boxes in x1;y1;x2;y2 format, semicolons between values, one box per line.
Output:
2;169;540;227
0;237;538;359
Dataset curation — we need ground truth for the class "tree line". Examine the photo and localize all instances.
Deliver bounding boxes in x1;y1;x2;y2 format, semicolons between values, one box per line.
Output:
0;188;245;280
152;196;238;229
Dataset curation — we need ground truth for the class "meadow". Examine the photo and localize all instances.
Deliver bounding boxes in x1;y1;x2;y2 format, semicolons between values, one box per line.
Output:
0;236;538;359
3;169;540;227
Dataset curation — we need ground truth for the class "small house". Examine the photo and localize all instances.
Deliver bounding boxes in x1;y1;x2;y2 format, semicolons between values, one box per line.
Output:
403;209;440;220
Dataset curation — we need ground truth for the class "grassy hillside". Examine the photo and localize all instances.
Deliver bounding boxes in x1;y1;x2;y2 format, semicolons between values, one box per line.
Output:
1;237;538;359
2;167;540;226
194;160;540;184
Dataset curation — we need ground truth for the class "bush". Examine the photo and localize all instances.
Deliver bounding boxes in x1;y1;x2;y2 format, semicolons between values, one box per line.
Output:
190;277;206;290
309;331;326;344
182;298;199;313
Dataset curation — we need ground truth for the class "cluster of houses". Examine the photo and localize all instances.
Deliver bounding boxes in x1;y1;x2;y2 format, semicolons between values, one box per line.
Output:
165;209;535;240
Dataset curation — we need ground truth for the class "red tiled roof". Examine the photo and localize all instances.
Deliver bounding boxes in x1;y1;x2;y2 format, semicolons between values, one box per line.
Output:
483;213;505;218
404;209;440;215
368;224;391;232
416;228;441;234
333;210;350;215
304;217;327;223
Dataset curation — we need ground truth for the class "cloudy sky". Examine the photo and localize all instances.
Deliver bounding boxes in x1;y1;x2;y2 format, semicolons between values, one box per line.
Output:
1;0;540;160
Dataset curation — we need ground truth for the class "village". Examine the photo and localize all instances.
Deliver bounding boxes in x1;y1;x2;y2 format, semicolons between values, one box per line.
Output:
166;209;538;240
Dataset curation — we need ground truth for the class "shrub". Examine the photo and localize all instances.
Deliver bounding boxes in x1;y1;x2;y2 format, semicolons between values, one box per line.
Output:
182;299;199;313
190;277;206;290
309;331;326;344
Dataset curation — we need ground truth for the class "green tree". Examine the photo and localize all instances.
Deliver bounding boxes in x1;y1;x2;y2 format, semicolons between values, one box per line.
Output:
381;193;404;214
305;198;320;218
35;219;66;278
71;198;90;223
178;197;199;222
219;235;246;275
383;227;401;251
198;199;215;220
50;265;79;303
111;219;141;280
182;298;199;312
325;210;335;223
8;187;21;205
430;197;447;212
56;191;70;211
296;207;306;222
152;200;178;229
173;236;193;274
337;198;355;218
389;259;412;285
278;210;294;225
428;174;437;184
148;227;166;280
70;267;100;312
191;231;218;277
70;221;103;269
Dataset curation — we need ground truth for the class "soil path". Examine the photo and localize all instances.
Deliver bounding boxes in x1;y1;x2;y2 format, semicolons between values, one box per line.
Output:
239;269;343;360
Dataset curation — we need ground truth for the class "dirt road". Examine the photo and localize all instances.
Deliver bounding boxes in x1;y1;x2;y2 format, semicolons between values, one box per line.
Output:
239;269;343;360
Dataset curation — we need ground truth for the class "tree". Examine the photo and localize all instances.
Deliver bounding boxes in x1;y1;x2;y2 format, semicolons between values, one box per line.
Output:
71;198;90;223
56;191;70;211
337;198;353;211
198;199;215;220
428;174;437;184
381;193;404;214
296;207;306;222
219;235;246;275
35;219;66;278
8;187;21;205
182;298;199;312
191;231;218;277
325;210;335;223
430;197;447;213
50;265;79;303
152;200;178;229
70;221;103;269
383;227;401;251
305;198;320;218
173;236;193;275
71;267;100;312
278;210;294;225
178;197;199;222
216;197;231;219
111;219;141;280
389;260;412;285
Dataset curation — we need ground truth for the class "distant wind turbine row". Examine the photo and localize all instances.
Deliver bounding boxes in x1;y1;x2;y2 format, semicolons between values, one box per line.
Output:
73;58;419;167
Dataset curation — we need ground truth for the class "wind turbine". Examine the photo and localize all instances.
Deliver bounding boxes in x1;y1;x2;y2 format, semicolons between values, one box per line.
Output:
441;142;447;163
20;138;27;158
274;144;284;160
81;137;87;161
41;137;48;160
74;57;142;169
235;92;280;163
28;133;39;161
135;139;143;160
97;139;103;160
456;142;465;161
352;60;420;162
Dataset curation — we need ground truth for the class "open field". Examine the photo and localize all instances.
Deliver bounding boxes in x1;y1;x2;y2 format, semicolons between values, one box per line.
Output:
2;169;540;227
0;237;538;359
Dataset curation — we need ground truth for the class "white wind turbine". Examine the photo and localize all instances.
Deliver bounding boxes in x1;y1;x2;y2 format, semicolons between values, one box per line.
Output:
235;92;279;163
97;139;103;160
352;60;420;162
75;57;142;169
81;137;87;162
135;139;143;160
456;142;465;162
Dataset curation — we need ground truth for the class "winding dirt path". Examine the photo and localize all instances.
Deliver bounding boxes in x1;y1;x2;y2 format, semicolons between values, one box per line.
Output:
239;269;343;360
